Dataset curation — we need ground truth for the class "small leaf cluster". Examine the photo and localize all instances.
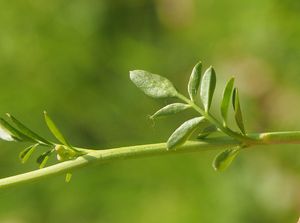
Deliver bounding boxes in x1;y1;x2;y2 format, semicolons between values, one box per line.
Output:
130;62;250;171
0;112;86;181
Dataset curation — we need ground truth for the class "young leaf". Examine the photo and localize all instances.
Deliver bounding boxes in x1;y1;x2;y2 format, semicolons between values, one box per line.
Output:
6;113;52;145
65;173;72;183
167;117;207;150
197;125;218;139
44;111;71;147
200;66;216;112
221;77;235;126
232;88;246;135
188;62;202;102
129;70;178;98
212;148;240;171
150;103;191;119
37;150;52;169
19;144;38;164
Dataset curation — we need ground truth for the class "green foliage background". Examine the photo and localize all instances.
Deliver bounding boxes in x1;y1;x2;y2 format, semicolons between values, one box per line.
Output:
1;0;300;222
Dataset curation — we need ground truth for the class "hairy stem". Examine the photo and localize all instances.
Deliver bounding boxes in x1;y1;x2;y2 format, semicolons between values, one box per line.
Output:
0;131;300;189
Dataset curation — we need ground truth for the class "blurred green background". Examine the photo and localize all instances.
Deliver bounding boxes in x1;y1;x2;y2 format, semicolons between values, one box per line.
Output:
0;0;300;222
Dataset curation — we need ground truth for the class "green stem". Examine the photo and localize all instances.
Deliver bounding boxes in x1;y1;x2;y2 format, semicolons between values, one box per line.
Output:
177;93;256;143
0;138;240;189
1;131;300;189
258;131;300;144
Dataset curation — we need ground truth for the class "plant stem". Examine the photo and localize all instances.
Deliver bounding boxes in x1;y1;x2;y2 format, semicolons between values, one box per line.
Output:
1;131;300;189
176;93;256;144
258;131;300;144
0;138;240;189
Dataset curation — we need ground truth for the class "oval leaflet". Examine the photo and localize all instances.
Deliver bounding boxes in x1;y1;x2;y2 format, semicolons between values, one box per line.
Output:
232;88;246;135
213;147;240;171
188;62;202;102
130;70;178;98
200;67;216;112
221;77;235;126
167;117;207;150
151;103;191;119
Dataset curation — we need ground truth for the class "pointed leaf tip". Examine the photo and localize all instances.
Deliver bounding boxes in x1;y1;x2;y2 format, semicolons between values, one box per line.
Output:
130;70;178;98
188;62;202;102
44;112;70;147
200;66;216;112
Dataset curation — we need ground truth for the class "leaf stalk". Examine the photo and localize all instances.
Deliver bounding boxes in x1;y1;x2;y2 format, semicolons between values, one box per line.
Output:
176;93;256;144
